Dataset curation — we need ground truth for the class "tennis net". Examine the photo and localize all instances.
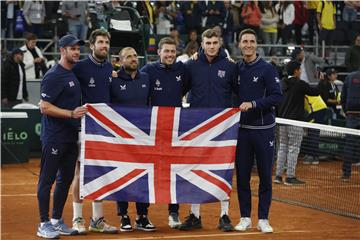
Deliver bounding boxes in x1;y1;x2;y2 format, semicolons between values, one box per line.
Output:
251;117;360;219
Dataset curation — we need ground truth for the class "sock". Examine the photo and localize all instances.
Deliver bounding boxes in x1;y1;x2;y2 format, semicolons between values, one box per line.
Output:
73;202;83;221
50;218;59;225
92;201;103;221
191;204;200;218
220;201;229;217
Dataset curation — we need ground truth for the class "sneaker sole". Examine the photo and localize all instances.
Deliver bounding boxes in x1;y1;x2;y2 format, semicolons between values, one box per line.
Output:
37;232;60;239
218;225;234;232
169;223;181;229
88;227;118;234
134;226;156;232
274;180;282;184
120;228;133;232
234;225;251;231
257;225;273;233
178;224;202;231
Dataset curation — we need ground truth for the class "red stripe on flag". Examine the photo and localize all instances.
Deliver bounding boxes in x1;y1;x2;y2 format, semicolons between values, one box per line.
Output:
180;108;239;141
191;169;232;195
87;105;134;139
84;169;145;200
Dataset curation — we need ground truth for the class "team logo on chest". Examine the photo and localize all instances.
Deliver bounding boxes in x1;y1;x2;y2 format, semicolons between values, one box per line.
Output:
120;85;126;90
69;81;75;87
253;76;258;83
142;84;147;88
154;79;163;91
218;70;226;78
88;77;96;87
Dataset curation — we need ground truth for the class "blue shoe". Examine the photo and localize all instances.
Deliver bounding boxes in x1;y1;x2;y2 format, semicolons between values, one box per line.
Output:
52;219;78;235
37;221;60;239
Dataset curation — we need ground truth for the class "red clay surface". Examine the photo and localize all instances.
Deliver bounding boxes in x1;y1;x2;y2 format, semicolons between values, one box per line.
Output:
1;159;360;240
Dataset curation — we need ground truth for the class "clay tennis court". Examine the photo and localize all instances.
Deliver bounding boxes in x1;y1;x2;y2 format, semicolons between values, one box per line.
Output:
2;159;359;240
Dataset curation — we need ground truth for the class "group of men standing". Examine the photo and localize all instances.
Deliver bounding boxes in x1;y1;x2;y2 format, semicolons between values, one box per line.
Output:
36;27;283;239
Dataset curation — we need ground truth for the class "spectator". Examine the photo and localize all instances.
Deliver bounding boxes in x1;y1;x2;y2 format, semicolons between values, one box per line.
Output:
293;1;308;45
276;1;295;52
3;1;20;38
260;1;279;55
154;1;176;35
306;1;319;45
176;41;198;63
341;69;360;181
275;60;320;185
241;1;262;39
1;48;28;109
169;27;185;55
223;1;234;50
317;0;336;47
345;33;360;72
185;29;201;47
179;1;203;34
319;68;342;119
20;33;47;80
62;1;89;41
342;1;360;44
291;47;325;84
202;1;226;29
23;0;46;37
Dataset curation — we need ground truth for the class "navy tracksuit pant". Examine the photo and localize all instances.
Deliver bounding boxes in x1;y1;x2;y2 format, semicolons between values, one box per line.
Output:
235;127;275;220
37;142;78;222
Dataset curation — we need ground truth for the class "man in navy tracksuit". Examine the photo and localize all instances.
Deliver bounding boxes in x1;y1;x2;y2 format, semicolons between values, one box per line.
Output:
341;69;360;181
234;29;282;233
71;29;117;234
37;34;87;239
141;37;188;229
179;29;237;232
111;47;155;232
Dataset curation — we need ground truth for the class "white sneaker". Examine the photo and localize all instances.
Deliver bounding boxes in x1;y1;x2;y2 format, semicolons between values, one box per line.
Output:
168;212;181;229
72;217;87;235
257;219;273;233
234;217;252;231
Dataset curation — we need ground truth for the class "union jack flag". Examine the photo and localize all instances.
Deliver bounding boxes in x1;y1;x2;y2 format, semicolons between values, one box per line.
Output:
80;103;240;204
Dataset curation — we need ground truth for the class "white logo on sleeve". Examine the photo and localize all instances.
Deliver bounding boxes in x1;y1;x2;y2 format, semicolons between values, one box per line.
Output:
269;141;274;147
176;75;182;82
275;77;280;83
253;76;258;82
88;77;96;87
41;93;50;98
120;85;126;90
142;84;147;88
69;81;75;87
51;148;58;155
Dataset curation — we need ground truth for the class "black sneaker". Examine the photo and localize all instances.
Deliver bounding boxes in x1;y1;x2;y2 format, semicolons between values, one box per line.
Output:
178;213;202;230
120;215;132;232
218;214;234;232
284;177;305;185
134;215;156;232
274;176;282;184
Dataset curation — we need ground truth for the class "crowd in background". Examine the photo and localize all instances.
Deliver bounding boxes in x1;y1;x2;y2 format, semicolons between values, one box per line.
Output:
2;1;360;51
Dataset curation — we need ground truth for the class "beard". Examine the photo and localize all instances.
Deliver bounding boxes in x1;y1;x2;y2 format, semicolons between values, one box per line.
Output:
123;62;138;72
94;48;108;61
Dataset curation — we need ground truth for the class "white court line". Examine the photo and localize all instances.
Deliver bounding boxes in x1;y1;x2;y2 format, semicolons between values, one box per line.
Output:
99;230;311;240
1;193;37;197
